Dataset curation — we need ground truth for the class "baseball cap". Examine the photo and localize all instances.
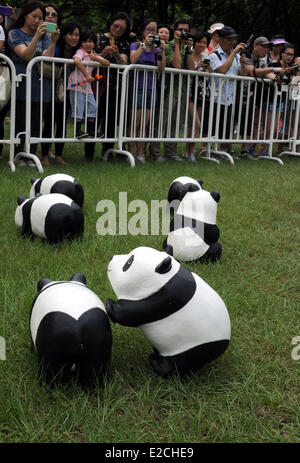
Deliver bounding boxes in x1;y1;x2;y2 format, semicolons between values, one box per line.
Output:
271;38;287;46
207;23;225;34
218;26;238;39
254;37;271;46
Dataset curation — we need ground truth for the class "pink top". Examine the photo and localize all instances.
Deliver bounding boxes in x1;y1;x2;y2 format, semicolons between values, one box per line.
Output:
67;48;94;94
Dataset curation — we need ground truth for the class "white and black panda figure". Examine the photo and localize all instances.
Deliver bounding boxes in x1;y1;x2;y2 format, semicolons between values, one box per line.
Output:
106;246;230;379
30;174;84;208
30;273;112;387
164;178;222;263
15;193;84;244
167;176;203;205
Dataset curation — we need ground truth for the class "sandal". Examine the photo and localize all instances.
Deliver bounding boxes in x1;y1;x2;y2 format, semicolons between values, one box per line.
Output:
55;156;68;166
42;156;50;166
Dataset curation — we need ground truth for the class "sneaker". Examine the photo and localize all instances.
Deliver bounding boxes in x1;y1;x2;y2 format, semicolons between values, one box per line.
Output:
76;131;89;139
246;147;256;159
26;160;35;167
153;156;166;162
136;155;146;164
167;155;183;162
229;150;240;160
184;152;196;162
240;150;249;158
16;159;26;167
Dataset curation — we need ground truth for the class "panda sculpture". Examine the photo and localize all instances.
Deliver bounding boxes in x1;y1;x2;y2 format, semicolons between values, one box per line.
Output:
106;246;230;378
30;273;112;387
15;193;84;244
164;177;222;262
30;174;84;208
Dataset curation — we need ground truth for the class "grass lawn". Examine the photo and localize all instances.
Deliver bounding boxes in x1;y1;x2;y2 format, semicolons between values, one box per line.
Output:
0;141;299;443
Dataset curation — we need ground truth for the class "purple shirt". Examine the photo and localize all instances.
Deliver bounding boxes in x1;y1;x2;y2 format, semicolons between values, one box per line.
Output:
130;42;160;89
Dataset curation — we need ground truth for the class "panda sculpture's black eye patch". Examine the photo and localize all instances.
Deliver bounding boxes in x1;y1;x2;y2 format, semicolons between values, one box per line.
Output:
122;255;134;272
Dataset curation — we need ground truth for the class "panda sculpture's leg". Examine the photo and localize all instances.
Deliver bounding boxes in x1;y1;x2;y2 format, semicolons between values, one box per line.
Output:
150;349;177;378
35;312;82;386
200;242;222;263
150;340;229;378
77;308;112;388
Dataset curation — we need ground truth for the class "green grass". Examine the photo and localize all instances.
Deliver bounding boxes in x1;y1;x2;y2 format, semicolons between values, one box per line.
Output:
0;141;299;443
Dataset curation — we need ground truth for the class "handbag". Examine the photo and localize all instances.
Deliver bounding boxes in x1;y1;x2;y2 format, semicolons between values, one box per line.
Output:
0;64;11;110
37;61;61;80
55;69;64;102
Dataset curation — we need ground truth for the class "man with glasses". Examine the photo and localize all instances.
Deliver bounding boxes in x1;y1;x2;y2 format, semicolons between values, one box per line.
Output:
150;19;193;161
209;26;247;156
244;37;286;157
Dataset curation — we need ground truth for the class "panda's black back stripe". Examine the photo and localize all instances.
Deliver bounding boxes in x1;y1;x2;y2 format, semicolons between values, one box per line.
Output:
171;214;220;243
107;265;196;327
22;198;35;236
34;179;42;195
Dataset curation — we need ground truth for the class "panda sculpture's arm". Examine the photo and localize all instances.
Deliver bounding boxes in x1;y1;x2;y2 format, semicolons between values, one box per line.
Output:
106;265;197;328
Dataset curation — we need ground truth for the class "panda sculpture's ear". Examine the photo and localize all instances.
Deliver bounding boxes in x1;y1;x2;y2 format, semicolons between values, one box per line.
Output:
37;278;53;293
17;196;26;205
155;256;172;274
164;245;173;256
31;178;38;185
211;191;220;203
196;178;203;188
70;273;87;285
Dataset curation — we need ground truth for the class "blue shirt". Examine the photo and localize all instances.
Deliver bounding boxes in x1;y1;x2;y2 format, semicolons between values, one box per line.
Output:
8;28;51;102
209;45;241;105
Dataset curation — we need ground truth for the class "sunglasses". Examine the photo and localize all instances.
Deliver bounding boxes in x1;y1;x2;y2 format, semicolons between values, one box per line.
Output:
46;11;58;18
177;27;189;32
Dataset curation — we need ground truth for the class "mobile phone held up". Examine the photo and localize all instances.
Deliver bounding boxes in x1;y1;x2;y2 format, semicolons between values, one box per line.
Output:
43;22;57;33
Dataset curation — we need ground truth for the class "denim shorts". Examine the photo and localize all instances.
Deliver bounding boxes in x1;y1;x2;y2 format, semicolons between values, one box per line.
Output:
69;91;97;119
129;88;155;110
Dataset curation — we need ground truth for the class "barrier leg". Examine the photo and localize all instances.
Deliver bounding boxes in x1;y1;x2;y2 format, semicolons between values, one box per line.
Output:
14;152;44;173
102;148;135;167
198;143;220;164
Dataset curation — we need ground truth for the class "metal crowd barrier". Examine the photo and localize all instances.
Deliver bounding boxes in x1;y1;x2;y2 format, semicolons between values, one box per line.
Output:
2;54;300;171
0;54;19;172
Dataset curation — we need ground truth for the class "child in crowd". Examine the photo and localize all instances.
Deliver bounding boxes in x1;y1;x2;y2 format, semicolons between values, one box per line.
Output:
67;30;110;138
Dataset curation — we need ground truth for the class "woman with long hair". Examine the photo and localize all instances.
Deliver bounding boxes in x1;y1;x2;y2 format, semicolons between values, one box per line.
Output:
128;18;166;163
42;20;81;165
7;1;60;166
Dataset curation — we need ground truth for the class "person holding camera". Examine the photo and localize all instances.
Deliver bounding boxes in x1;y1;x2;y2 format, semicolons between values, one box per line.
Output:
244;36;287;157
128;18;166;163
209;26;247;155
7;1;60;166
150;19;193;162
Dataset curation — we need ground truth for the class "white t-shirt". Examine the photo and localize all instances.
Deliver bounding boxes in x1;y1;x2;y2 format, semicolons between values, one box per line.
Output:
0;25;5;42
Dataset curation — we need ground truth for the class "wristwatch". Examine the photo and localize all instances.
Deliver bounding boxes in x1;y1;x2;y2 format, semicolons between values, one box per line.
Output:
140;42;146;49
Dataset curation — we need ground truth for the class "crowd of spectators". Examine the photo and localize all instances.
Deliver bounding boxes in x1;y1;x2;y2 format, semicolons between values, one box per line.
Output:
0;2;299;166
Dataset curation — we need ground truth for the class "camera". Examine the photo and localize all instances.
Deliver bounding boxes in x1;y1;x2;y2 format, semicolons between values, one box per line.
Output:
203;58;211;65
150;35;161;48
181;31;193;41
42;21;57;33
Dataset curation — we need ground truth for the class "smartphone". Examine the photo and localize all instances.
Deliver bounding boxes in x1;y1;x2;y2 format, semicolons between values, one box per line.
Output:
42;22;57;33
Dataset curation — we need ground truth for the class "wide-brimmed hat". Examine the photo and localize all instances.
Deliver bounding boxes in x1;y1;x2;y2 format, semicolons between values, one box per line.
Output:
254;36;271;46
207;23;225;34
218;26;238;39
